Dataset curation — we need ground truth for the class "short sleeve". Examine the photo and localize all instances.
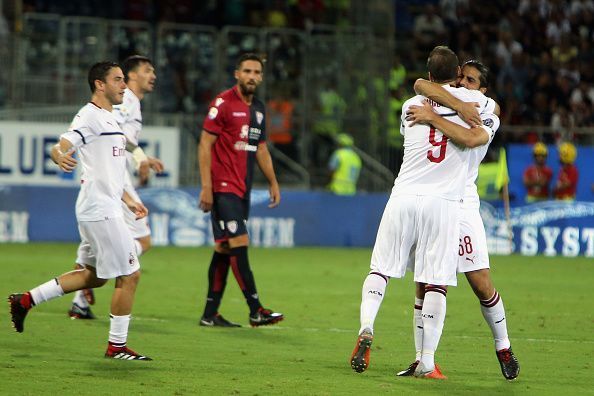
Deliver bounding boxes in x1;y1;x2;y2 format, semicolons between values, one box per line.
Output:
480;113;500;143
61;112;96;147
202;98;226;135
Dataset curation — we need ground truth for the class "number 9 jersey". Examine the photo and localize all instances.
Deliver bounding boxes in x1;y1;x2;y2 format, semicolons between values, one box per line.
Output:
394;86;497;202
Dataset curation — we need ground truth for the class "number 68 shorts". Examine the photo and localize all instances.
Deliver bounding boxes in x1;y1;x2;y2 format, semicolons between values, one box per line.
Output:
457;207;490;273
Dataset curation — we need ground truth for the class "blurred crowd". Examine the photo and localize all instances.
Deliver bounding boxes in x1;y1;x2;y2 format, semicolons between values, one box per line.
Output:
395;0;594;145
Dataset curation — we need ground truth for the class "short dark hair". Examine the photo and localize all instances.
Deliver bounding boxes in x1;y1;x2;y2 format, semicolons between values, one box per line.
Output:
462;59;489;88
427;46;459;83
122;55;153;83
236;53;264;71
88;61;120;93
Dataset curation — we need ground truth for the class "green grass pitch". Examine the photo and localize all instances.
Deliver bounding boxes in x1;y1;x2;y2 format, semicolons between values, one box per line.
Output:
1;243;593;395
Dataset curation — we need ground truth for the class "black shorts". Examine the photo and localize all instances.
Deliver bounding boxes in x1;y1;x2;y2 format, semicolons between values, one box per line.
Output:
211;192;250;243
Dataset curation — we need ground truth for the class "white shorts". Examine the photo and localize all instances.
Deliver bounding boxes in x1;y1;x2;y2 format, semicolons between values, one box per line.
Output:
78;217;140;279
457;206;490;273
370;195;460;286
122;181;151;239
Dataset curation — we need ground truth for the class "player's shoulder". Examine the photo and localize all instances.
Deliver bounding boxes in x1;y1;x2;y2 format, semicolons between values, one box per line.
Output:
212;87;236;107
402;95;424;110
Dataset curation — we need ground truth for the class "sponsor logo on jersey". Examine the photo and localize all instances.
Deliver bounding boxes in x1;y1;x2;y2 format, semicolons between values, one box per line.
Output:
227;220;238;234
249;127;261;140
255;111;263;125
208;107;218;119
215;98;224;107
240;125;249;139
234;141;258;152
232;111;247;117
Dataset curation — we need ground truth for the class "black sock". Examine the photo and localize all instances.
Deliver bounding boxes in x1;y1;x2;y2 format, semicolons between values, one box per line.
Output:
229;246;262;315
202;251;230;318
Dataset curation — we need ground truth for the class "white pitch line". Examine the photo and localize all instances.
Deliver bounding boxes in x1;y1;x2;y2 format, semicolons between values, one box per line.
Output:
27;312;594;344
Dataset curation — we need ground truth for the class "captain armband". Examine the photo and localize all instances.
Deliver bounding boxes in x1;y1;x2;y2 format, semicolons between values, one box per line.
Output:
131;146;149;169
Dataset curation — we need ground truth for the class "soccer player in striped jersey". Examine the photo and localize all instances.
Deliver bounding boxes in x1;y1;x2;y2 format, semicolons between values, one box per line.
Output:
67;55;163;320
9;62;152;360
351;47;497;379
396;60;519;380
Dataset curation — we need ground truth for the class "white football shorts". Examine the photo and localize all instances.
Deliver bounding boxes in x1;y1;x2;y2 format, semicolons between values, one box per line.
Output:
457;207;490;273
122;175;151;239
370;194;460;286
78;217;140;279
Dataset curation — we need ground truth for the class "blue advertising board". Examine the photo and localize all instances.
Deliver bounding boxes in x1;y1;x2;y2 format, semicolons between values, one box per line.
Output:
1;186;593;257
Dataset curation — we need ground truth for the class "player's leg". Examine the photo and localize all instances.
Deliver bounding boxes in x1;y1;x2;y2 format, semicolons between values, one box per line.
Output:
214;193;282;327
69;240;98;319
396;281;425;376
459;208;519;379
412;196;459;379
200;242;240;327
352;196;413;373
465;269;519;379
8;264;107;333
78;217;150;360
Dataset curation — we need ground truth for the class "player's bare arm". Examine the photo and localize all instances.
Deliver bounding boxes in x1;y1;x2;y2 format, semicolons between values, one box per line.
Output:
50;138;77;172
121;190;148;219
198;130;217;212
406;101;489;148
414;78;481;126
256;142;281;208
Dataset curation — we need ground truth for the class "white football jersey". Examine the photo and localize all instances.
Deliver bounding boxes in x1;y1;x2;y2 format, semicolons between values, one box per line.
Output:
393;86;495;201
112;88;142;146
463;97;501;209
61;103;127;221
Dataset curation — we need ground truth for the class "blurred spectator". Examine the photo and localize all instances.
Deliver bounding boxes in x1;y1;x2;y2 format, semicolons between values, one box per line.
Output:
328;133;361;196
494;30;523;68
413;5;446;61
553;142;579;200
267;88;296;158
523;142;553;202
550;105;575;142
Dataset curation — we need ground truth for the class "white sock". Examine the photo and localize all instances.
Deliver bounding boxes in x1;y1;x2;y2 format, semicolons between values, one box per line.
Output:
109;314;131;346
359;273;388;335
414;297;424;361
420;288;447;371
480;291;511;351
134;240;143;257
29;278;64;305
71;290;89;308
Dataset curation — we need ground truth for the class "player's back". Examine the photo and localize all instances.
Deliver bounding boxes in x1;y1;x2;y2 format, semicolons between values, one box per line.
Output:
394;86;488;201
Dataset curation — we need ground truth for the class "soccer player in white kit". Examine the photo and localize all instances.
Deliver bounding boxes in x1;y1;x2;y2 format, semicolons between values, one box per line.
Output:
350;47;496;379
396;60;519;380
67;55;163;319
8;61;152;360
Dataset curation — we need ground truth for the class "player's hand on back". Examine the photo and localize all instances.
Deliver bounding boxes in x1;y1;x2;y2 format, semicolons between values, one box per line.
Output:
455;101;481;127
268;182;280;208
199;187;213;213
57;148;78;172
406;101;437;126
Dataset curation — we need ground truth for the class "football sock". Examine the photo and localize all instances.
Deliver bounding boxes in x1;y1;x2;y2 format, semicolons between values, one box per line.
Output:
414;297;424;361
359;272;388;335
203;251;230;318
134;240;143;257
229;246;262;315
420;286;447;372
29;278;64;306
480;290;511;351
72;290;89;309
108;314;131;346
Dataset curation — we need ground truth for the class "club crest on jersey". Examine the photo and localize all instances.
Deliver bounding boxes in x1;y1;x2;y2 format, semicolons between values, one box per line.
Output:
208;107;218;119
483;118;494;128
255;111;263;125
240;125;249;139
227;220;238;234
215;98;224;107
128;253;136;266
